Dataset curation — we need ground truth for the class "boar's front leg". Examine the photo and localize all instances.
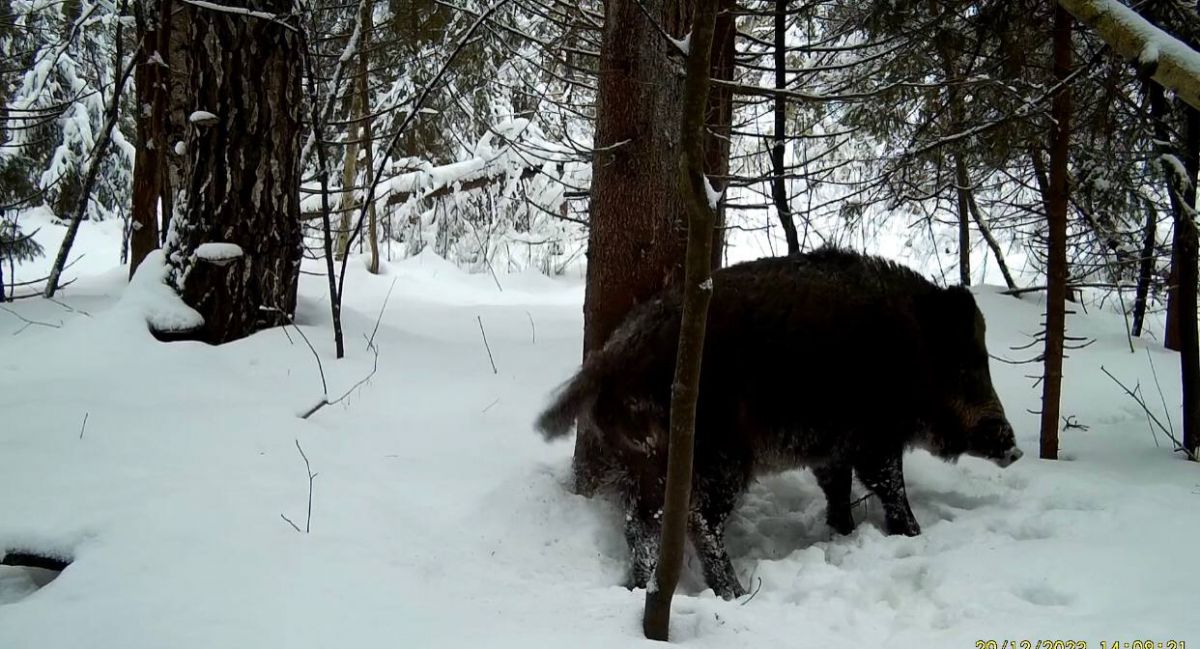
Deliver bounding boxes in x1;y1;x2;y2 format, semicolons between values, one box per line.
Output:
813;462;855;535
854;452;921;536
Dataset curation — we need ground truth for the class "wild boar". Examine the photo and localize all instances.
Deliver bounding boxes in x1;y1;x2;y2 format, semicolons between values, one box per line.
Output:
536;247;1021;599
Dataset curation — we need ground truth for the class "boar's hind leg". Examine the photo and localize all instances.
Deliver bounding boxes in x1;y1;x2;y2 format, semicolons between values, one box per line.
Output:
854;453;921;537
813;463;855;535
688;474;746;599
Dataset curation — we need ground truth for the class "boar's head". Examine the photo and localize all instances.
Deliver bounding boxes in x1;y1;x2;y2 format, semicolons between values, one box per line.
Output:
917;287;1022;468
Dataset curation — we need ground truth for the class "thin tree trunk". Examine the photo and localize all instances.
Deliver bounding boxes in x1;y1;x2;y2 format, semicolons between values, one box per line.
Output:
938;38;972;285
1131;195;1157;337
953;153;972;285
704;0;735;270
1039;4;1072;461
301;23;344;359
360;2;379;275
770;0;799;255
965;190;1018;289
1176;106;1199;459
1153;82;1188;351
163;0;188;245
130;0;164;277
46;18;133;298
338;107;359;261
162;0;303;343
642;0;719;638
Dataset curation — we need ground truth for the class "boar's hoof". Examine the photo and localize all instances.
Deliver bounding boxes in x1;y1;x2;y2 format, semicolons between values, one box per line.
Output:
719;581;747;601
826;510;855;536
885;517;921;537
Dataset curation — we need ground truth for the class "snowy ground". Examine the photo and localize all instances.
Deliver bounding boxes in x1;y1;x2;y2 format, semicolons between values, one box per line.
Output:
1;215;1198;648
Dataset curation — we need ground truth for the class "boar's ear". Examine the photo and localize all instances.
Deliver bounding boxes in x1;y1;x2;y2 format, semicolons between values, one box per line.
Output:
916;286;979;334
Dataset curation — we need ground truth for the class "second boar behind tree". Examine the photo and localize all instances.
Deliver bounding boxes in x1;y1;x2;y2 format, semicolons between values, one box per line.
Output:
536;247;1021;600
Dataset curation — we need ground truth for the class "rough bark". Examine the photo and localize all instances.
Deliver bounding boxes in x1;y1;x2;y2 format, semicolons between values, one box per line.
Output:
1057;0;1200;110
130;0;165;277
770;0;799;255
162;1;303;344
1039;4;1072;461
642;0;720;638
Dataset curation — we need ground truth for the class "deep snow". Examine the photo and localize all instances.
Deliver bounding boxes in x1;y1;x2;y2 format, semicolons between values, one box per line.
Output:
1;217;1198;648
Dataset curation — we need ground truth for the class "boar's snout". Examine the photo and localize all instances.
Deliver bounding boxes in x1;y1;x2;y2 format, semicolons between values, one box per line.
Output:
971;416;1022;468
996;446;1024;468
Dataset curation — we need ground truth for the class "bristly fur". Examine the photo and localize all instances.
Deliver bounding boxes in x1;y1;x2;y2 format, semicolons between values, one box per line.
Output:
533;246;1018;600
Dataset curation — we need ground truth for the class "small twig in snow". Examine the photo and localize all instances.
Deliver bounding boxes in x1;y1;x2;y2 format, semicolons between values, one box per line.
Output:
1061;414;1089;432
477;315;498;374
300;337;381;419
1101;365;1195;460
282;439;318;533
366;277;397;351
1;306;62;335
482;398;500;413
280;513;301;533
739;577;763;606
48;298;91;317
525;310;536;344
1145;348;1175;437
78;412;88;440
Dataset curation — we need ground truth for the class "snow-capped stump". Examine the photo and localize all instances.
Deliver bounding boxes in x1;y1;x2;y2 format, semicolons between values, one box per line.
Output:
188;110;218;126
195;243;244;267
127;250;205;337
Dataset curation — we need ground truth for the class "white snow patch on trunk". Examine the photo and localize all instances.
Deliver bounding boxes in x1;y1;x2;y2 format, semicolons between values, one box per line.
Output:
704;175;723;210
188;110;218;125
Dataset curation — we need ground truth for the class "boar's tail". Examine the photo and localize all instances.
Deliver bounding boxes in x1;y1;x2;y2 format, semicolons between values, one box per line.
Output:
535;360;608;440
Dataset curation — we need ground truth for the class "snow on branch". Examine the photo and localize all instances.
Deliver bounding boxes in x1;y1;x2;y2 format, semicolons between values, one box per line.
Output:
180;0;299;32
1058;0;1200;110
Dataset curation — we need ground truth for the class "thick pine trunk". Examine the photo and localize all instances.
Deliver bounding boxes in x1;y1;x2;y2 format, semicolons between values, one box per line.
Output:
1039;5;1072;461
162;1;303;344
574;0;688;493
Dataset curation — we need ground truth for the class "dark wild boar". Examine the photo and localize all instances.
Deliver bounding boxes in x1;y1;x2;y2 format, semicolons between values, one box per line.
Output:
536;247;1021;599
